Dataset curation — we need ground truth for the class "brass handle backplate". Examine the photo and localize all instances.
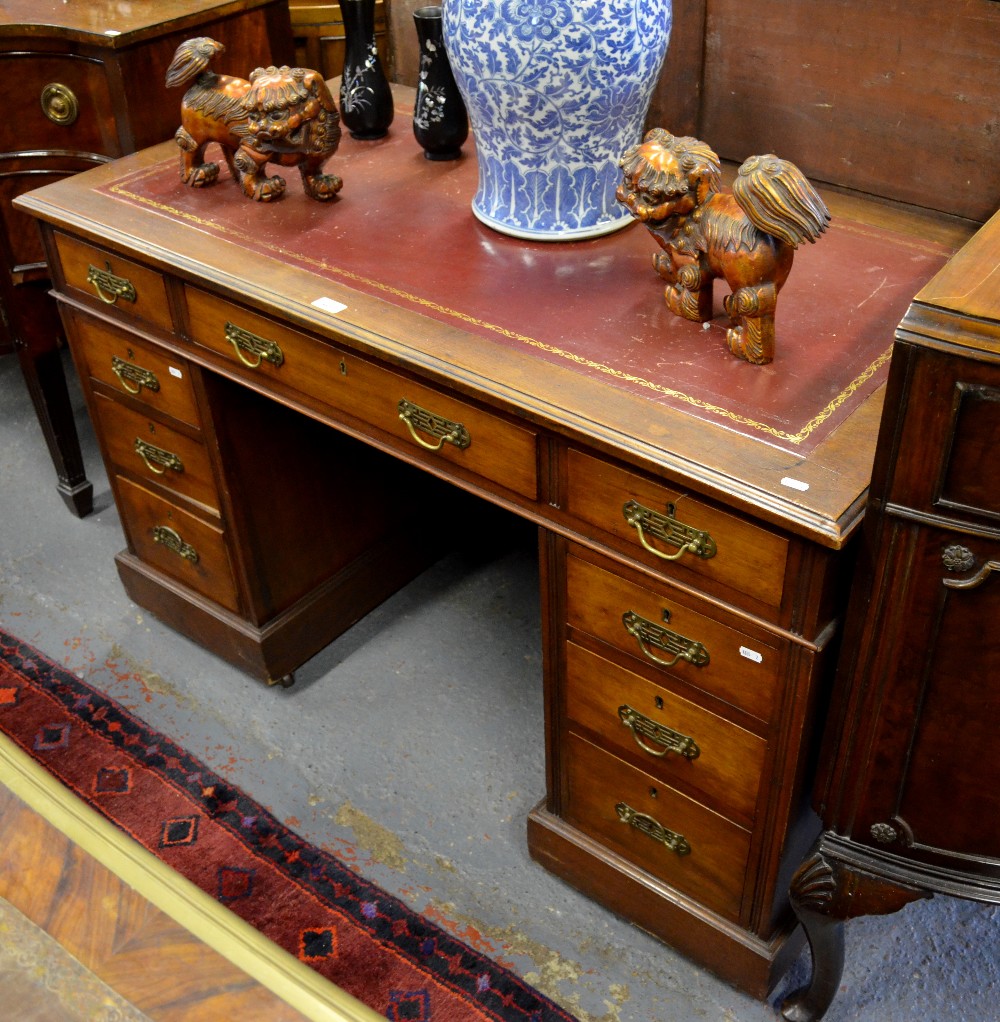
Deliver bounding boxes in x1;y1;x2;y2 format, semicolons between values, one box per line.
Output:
623;499;717;563
618;704;700;760
398;398;471;451
87;262;137;305
111;355;159;395
41;82;79;125
152;525;198;563
134;438;184;475
225;321;284;369
616;801;691;856
622;609;710;670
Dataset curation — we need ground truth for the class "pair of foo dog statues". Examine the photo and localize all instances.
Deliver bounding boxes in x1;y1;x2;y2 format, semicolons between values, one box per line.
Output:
164;36;826;367
165;37;343;204
618;128;830;364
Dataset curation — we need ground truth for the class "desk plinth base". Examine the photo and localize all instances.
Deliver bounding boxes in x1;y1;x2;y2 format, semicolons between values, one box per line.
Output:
526;802;802;1000
115;531;438;686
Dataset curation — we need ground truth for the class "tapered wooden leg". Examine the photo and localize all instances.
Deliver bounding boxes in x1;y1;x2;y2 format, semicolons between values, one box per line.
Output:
17;344;93;516
10;281;92;517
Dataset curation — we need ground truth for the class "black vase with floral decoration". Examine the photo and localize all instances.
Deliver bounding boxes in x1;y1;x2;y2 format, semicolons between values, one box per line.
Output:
339;0;394;140
412;6;468;161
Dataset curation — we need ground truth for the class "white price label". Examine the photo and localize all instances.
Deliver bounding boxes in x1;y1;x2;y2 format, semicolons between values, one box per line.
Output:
312;297;348;315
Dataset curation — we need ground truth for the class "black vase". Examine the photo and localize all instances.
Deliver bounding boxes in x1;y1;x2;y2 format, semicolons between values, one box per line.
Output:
412;6;468;161
339;0;394;140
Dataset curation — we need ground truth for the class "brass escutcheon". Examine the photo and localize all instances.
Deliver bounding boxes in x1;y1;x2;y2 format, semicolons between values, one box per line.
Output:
622;609;710;670
398;398;471;451
40;82;79;125
87;262;137;305
224;322;284;368
616;801;691;856
134;438;183;475
151;525;198;563
618;704;700;760
111;356;159;395
622;499;716;562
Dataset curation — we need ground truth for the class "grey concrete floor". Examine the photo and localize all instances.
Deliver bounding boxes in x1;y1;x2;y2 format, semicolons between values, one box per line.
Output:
1;351;998;1022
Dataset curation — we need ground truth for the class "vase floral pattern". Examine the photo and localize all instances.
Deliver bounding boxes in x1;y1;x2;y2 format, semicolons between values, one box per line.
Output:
442;0;672;240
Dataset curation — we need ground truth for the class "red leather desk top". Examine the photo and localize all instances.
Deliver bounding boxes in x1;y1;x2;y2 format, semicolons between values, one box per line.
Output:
100;108;952;455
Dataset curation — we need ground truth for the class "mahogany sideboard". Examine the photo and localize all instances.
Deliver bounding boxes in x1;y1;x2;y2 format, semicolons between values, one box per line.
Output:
780;212;1000;1020
15;98;979;998
0;0;292;516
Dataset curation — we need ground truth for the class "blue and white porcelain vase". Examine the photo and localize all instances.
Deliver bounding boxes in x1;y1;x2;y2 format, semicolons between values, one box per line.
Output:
441;0;672;241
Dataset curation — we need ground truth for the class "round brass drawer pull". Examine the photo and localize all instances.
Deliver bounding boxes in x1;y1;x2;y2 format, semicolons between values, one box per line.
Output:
41;82;80;126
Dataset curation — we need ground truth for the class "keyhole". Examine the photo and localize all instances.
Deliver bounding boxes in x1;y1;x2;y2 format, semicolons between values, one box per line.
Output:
649;787;658;799
654;696;664;710
340;359;348;376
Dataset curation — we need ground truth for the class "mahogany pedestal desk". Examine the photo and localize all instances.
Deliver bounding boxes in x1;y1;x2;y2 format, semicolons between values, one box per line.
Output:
0;0;292;516
15;105;977;997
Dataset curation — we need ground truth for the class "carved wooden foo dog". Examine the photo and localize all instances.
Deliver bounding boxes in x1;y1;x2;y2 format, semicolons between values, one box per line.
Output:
165;37;342;203
617;129;830;364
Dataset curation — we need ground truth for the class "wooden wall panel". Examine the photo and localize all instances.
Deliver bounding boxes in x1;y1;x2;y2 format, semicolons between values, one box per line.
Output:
697;0;1000;222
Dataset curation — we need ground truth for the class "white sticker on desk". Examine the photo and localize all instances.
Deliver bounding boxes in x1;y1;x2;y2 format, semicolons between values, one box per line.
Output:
780;476;810;492
168;366;183;379
312;297;348;315
739;646;764;664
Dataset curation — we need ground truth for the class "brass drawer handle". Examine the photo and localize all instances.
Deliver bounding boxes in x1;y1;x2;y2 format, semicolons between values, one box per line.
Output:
151;525;199;563
616;801;691;857
87;262;137;306
618;704;700;760
398;398;471;451
224;321;285;369
41;82;79;125
622;609;710;670
111;356;160;395
940;551;993;592
623;499;716;563
134;438;184;475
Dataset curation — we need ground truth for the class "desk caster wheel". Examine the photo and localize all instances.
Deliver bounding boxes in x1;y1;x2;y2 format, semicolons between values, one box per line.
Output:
267;673;295;689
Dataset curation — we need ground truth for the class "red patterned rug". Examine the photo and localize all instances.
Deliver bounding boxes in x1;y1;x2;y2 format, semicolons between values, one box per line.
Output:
0;627;577;1022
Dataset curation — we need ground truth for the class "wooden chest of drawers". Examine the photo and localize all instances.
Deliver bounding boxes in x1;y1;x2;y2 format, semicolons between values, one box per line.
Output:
781;208;1000;1021
16;102;974;998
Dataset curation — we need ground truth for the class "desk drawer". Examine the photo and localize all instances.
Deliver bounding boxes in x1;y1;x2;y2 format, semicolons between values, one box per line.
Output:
184;287;539;500
116;476;239;613
93;392;219;515
565;642;765;825
565;449;788;613
55;234;173;333
566;551;781;723
69;312;200;428
563;732;750;921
